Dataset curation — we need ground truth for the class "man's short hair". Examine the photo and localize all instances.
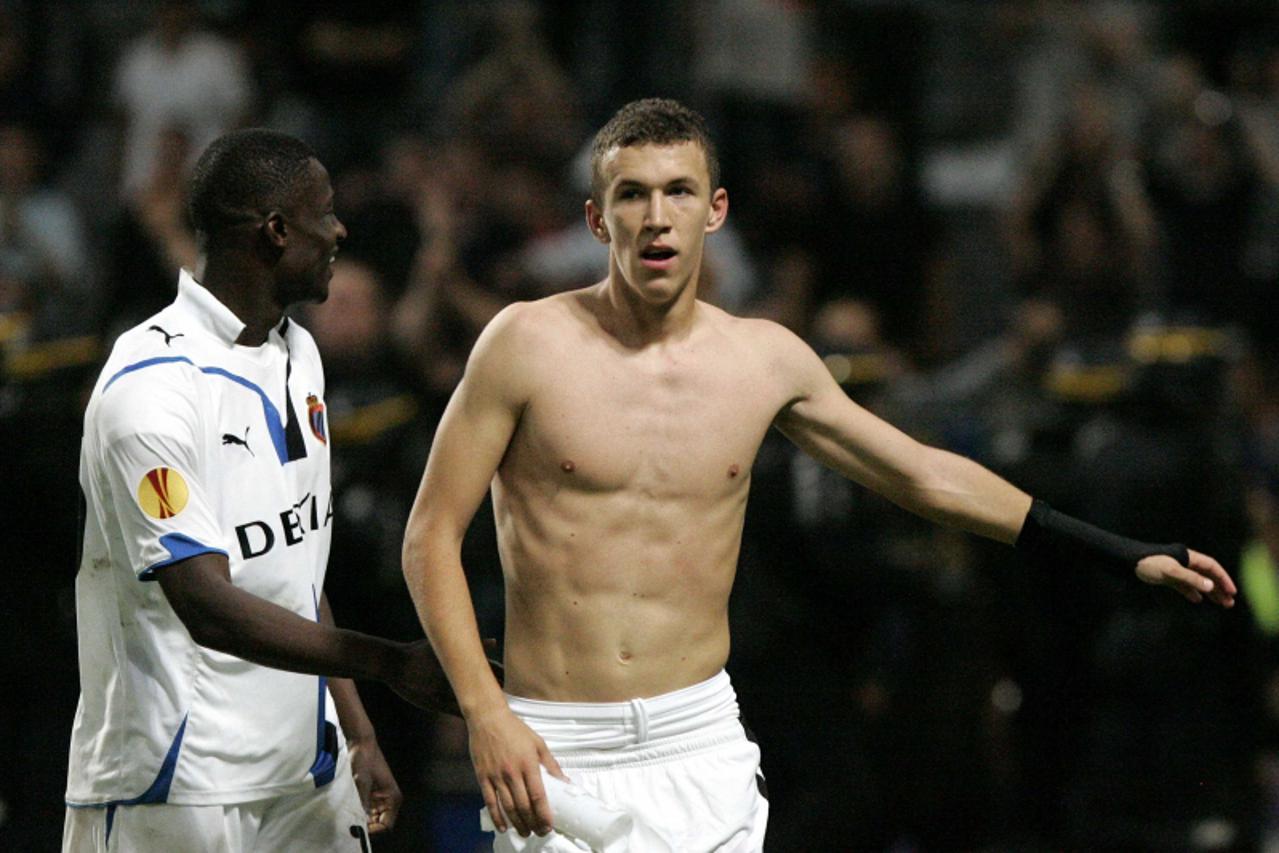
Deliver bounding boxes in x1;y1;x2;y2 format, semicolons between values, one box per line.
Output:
188;129;317;243
590;98;720;204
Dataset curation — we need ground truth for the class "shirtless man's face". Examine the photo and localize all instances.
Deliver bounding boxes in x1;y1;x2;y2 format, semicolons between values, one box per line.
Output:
587;142;728;306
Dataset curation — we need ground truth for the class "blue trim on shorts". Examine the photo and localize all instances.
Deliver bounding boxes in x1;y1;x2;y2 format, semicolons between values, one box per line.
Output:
138;534;228;581
104;356;290;464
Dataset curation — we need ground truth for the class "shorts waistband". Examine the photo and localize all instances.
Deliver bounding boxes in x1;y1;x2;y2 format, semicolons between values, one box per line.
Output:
505;670;739;751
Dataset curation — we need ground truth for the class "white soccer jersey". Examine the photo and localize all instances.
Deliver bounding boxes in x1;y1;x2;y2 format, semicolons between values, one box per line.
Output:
66;270;343;807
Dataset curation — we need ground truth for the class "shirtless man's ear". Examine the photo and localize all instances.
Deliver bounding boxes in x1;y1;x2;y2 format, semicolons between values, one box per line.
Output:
586;202;609;244
706;187;728;234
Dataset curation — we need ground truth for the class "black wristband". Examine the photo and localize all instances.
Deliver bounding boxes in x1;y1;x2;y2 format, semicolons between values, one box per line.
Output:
1015;499;1189;578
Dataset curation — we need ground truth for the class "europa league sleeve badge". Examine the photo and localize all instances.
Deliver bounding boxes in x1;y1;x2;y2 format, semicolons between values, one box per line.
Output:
137;467;190;520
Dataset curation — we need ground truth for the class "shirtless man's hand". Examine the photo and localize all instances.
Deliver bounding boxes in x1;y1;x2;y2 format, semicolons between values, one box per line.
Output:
468;705;563;836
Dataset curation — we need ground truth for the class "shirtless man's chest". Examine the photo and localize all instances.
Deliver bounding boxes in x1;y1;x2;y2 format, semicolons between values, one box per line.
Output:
511;323;777;497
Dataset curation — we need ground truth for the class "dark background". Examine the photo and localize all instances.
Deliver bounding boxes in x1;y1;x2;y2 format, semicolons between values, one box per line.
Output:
4;1;1279;850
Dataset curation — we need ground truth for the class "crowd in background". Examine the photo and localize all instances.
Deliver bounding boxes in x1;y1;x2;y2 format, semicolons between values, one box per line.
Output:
3;1;1279;850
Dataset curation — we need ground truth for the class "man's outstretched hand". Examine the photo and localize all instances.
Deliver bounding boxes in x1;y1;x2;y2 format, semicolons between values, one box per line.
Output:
388;638;504;717
1137;549;1237;607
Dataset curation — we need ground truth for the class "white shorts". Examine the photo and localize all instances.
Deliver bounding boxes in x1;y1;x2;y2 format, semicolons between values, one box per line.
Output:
488;670;768;852
62;754;370;853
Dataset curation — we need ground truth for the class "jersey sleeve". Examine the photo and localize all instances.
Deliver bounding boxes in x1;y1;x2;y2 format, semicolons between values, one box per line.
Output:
95;380;228;580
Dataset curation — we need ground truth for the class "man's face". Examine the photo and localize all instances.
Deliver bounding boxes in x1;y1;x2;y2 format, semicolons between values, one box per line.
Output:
274;158;346;307
588;142;727;305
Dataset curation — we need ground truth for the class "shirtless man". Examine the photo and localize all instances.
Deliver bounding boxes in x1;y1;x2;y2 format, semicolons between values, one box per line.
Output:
401;98;1236;851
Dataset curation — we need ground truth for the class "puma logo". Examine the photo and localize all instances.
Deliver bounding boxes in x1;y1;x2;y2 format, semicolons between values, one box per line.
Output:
221;427;254;456
147;325;185;346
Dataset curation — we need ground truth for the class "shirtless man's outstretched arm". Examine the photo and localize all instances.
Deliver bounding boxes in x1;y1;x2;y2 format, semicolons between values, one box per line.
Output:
765;320;1236;605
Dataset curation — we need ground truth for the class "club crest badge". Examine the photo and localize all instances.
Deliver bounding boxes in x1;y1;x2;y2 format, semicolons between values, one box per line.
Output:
137;467;189;519
307;393;327;444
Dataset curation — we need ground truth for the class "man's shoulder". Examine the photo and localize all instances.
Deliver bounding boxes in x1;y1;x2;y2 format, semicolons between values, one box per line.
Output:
90;308;215;433
101;301;220;375
102;314;189;378
478;291;584;351
699;302;804;354
698;306;825;399
462;292;594;404
505;289;584;324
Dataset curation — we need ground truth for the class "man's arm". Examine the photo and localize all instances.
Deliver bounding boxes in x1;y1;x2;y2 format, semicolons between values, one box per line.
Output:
401;303;561;838
320;594;402;835
769;324;1236;605
155;554;456;710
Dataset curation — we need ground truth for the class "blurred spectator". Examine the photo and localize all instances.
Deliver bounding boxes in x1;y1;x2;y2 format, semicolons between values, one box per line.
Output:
103;124;197;335
557;0;694;119
252;0;419;172
0;121;92;334
1144;52;1266;328
691;0;814;183
1008;1;1161;163
1230;40;1279;345
1006;318;1254;849
302;257;444;851
382;3;597;402
0;112;95;853
114;0;251;198
0;122;86;284
389;139;516;400
0;6;40;125
822;116;947;358
1006;82;1157;339
304;256;428;629
759;115;947;358
310;255;510;851
389;139;584;399
1059;390;1254;849
440;1;584;172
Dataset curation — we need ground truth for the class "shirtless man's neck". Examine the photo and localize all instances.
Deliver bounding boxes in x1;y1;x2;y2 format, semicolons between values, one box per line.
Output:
590;274;701;349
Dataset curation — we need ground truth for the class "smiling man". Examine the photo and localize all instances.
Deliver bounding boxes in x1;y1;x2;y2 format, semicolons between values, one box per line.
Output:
401;99;1236;852
64;129;456;853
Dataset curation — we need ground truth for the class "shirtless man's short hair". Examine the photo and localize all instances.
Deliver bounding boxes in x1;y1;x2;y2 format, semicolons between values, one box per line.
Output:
589;97;720;205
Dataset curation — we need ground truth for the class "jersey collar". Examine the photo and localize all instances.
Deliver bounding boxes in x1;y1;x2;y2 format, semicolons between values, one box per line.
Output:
175;269;247;346
174;269;291;347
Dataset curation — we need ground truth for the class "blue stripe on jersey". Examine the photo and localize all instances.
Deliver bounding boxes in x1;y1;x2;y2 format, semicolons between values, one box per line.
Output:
121;713;188;805
103;356;291;464
66;714;189;810
309;676;337;787
138;534;229;580
308;587;337;787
